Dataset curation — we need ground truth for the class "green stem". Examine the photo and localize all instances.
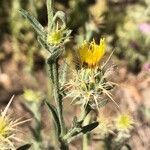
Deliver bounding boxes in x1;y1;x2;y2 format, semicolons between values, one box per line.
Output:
51;61;65;136
47;0;65;138
46;1;68;149
104;135;113;150
82;114;91;150
48;59;68;150
78;104;92;124
63;105;92;143
83;134;89;150
63;127;80;142
47;0;54;32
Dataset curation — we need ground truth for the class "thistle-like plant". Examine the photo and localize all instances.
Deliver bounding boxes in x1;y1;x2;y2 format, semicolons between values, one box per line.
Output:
19;0;119;149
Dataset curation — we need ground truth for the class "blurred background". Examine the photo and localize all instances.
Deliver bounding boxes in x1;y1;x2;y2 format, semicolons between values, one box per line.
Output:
0;0;150;149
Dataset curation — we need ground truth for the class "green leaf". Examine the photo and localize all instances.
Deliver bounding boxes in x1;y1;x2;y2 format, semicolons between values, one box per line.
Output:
19;9;46;38
45;101;61;137
81;122;99;134
51;11;66;29
65;122;99;141
17;144;32;150
37;36;51;53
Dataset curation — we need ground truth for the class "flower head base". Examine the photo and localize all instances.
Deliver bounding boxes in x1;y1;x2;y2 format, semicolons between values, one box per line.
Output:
64;67;115;109
0;96;30;150
47;21;71;46
78;38;106;68
115;114;134;132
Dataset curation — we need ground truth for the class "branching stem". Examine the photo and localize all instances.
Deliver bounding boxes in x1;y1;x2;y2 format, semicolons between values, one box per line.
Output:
46;1;67;149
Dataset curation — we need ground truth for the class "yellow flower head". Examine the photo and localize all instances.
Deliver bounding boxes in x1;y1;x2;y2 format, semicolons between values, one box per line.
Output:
78;38;106;68
47;29;63;45
115;113;134;132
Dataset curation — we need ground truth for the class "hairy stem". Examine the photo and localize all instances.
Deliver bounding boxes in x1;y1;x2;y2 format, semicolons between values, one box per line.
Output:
47;0;53;32
82;115;91;150
46;1;68;149
51;61;65;136
47;59;67;150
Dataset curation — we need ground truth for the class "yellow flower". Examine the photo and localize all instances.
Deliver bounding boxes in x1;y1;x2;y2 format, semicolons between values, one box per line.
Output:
0;96;30;150
47;29;63;45
78;38;106;68
115;113;134;132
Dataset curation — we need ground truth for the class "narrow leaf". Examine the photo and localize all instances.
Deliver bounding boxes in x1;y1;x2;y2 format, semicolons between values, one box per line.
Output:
17;144;32;150
45;101;61;136
51;11;66;29
19;9;46;38
37;36;51;53
81;122;99;134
